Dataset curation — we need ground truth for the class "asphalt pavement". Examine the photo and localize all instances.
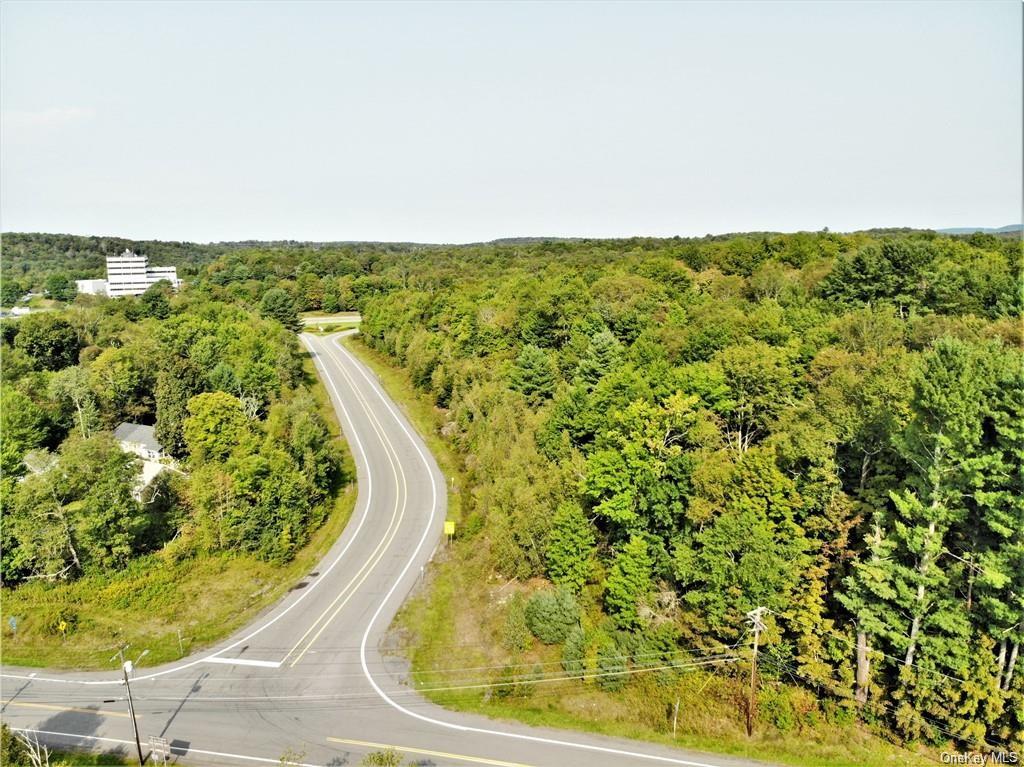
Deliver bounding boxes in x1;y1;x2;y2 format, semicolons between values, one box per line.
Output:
0;331;772;767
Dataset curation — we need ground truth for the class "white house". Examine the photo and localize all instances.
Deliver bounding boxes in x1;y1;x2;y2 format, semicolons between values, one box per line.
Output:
114;422;164;461
114;422;174;500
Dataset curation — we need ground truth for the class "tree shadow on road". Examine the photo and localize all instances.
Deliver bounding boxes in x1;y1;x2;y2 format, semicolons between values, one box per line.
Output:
30;705;129;763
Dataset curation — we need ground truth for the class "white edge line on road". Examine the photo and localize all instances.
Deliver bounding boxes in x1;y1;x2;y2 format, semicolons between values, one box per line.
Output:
205;657;281;669
286;335;405;667
0;331;372;688
10;728;320;767
338;335;729;767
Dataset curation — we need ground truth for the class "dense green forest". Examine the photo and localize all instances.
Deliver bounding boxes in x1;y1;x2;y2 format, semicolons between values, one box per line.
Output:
1;228;1021;758
1;284;342;585
0;231;431;306
178;228;1023;753
351;232;1023;753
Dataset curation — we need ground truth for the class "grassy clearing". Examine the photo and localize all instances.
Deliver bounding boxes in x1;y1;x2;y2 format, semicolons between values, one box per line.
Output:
343;335;939;767
0;352;357;670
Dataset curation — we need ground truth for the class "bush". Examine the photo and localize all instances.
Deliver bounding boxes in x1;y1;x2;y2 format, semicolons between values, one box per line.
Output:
596;635;628;691
40;605;79;636
501;594;531;652
1;723;30;767
524;587;579;644
491;663;539;700
561;625;586;678
360;749;402;767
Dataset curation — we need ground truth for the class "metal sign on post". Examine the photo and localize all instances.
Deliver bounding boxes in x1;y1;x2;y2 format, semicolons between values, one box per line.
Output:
149;736;170;765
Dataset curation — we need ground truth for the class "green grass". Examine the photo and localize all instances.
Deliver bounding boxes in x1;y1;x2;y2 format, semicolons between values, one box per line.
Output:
342;335;940;767
0;352;357;671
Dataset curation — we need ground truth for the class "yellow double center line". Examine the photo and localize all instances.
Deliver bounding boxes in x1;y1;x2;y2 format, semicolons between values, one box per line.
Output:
281;337;410;667
1;700;134;719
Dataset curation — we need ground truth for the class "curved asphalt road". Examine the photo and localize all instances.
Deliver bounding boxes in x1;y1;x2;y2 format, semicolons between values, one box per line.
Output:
1;332;768;767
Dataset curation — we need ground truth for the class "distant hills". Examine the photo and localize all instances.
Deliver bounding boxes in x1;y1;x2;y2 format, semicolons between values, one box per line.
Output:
936;224;1022;235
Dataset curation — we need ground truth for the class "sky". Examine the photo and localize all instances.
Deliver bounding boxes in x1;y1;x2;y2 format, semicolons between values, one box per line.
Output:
1;1;1021;244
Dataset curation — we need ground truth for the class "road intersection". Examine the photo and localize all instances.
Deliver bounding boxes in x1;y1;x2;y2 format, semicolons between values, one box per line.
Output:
1;332;766;767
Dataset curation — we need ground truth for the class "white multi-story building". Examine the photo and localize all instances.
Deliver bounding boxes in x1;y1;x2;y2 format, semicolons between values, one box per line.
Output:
106;249;181;297
75;249;181;297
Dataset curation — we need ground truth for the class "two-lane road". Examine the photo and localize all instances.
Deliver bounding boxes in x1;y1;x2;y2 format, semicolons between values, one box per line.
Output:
1;332;768;767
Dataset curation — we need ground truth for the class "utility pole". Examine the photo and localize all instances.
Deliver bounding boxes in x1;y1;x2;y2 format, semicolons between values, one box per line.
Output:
112;644;147;766
745;607;768;737
672;696;680;738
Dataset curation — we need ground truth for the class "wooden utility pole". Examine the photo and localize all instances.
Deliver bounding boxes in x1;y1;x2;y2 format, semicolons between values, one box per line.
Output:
672;696;680;738
745;607;768;737
112;645;146;766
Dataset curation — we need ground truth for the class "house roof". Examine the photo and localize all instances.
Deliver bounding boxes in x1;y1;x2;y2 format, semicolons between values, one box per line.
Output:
114;422;162;453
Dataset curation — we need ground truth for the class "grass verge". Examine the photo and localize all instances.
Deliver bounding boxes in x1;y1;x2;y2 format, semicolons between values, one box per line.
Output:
342;334;938;767
0;351;357;670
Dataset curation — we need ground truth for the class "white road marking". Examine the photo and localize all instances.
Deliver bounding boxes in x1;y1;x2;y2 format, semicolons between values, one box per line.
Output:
0;331;373;687
205;657;281;669
10;728;320;767
286;340;408;667
337;335;730;767
5;332;747;767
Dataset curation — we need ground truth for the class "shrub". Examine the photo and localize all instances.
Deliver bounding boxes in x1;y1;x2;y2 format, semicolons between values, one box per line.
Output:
596;635;628;691
40;605;78;636
1;723;31;767
760;685;796;732
501;594;531;652
492;663;538;700
524;587;579;644
561;625;586;678
360;749;402;767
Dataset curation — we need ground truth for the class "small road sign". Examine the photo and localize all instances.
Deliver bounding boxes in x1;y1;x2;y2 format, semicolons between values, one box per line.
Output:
149;736;170;765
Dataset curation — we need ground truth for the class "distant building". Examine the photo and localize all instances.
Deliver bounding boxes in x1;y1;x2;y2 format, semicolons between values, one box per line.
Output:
75;250;181;298
75;278;108;295
114;422;164;461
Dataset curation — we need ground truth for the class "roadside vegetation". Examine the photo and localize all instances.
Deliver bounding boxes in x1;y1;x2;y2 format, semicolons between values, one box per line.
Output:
340;232;1020;763
3;229;1021;764
1;284;353;668
1;722;131;766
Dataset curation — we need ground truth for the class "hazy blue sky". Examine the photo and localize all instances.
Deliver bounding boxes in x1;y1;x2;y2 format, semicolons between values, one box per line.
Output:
2;1;1020;243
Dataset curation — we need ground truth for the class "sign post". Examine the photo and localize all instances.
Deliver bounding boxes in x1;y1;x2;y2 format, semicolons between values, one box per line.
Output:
149;736;170;765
